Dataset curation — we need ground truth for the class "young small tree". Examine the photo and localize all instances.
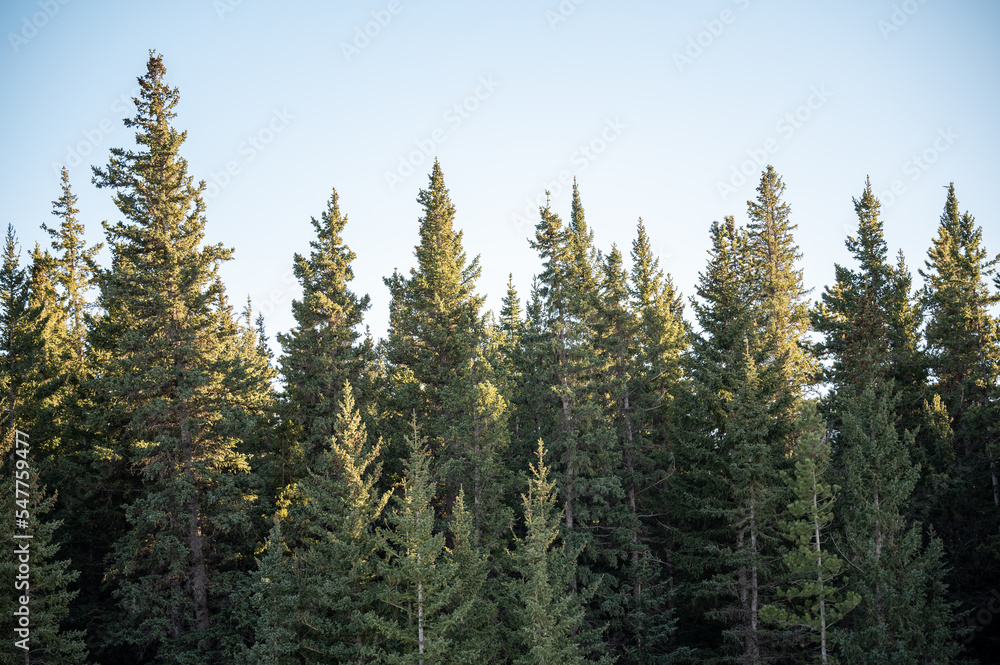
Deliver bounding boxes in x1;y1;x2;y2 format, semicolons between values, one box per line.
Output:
365;417;478;664
760;403;859;665
510;439;612;665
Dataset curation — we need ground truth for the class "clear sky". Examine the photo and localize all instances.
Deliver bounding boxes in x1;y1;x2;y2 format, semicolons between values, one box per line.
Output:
2;0;998;349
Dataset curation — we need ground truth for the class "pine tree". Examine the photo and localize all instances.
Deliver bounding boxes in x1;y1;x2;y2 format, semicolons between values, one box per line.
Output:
834;382;961;663
382;160;510;550
745;166;815;398
760;403;859;665
90;51;272;662
365;418;479;664
679;216;793;663
277;187;374;473
510;439;612;665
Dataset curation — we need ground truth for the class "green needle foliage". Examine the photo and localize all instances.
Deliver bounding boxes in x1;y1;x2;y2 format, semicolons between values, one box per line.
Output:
510;439;612;665
277;188;374;476
90;51;272;662
761;403;859;665
7;48;999;664
366;417;481;664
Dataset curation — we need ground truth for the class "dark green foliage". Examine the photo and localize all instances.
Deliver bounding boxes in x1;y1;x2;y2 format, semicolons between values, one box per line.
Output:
11;52;999;663
365;418;484;664
917;183;1000;662
277;188;374;476
90;51;273;662
510;440;612;665
382;160;511;553
835;382;962;664
760;403;859;665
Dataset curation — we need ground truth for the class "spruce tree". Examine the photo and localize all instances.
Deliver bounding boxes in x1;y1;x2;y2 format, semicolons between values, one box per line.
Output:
0;226;31;456
760;403;859;665
90;51;272;662
510;439;612;665
243;520;302;665
745;165;815;397
296;381;391;661
679;216;793;663
834;382;961;663
918;183;1000;659
43;167;102;363
623;220;689;663
592;237;685;663
382;160;510;551
365;418;480;664
812;177;924;423
527;193;618;577
277;187;374;473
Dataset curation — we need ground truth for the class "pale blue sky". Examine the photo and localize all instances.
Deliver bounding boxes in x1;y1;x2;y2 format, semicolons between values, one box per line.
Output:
2;0;998;347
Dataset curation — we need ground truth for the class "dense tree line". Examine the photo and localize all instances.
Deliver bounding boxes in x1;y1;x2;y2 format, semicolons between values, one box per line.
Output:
3;52;999;664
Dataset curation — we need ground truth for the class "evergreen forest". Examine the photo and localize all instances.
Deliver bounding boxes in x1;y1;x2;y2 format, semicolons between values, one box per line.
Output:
4;52;1000;665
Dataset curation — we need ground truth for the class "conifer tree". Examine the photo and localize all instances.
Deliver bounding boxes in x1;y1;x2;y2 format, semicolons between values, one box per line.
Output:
43;167;102;362
90;51;272;661
592;239;684;662
812;177;924;422
834;382;961;663
745;166;815;397
527;194;617;574
449;489;500;662
917;183;1000;656
622;220;689;663
296;382;391;661
243;520;302;665
277;188;374;472
679;216;793;663
0;227;31;456
760;403;859;665
510;439;612;665
365;418;480;664
382;160;510;549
